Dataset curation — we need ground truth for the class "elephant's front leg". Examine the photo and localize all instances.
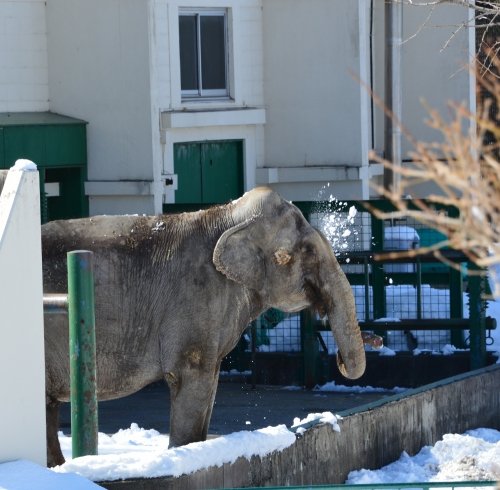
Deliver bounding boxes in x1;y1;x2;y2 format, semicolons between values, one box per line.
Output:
165;362;220;448
46;397;65;467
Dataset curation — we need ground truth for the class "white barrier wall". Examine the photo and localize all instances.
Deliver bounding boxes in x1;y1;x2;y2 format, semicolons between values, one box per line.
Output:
0;164;46;466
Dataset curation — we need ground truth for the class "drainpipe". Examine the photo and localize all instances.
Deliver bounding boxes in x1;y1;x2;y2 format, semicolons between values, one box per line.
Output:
383;0;403;193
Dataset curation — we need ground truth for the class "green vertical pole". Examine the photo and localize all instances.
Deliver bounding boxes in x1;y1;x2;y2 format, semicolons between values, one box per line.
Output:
371;213;386;320
301;309;318;389
364;257;370;321
371;213;387;346
67;250;98;458
251;319;258;389
448;205;465;348
468;263;487;370
416;259;422;320
450;266;465;348
301;205;319;388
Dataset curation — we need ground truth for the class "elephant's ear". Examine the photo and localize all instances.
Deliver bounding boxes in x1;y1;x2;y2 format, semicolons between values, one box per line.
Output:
213;219;265;291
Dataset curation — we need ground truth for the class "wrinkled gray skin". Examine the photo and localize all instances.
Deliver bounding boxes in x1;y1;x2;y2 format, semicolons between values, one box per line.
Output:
42;187;365;467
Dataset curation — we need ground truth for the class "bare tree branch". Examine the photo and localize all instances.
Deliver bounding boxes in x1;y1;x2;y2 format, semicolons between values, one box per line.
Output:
400;0;500;74
370;53;500;288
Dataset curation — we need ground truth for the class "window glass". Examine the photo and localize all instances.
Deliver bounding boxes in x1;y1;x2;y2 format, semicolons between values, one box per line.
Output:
179;15;199;92
200;15;226;91
179;9;228;98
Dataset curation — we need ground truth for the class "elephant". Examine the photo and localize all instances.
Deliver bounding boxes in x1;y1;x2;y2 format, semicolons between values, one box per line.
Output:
42;186;366;467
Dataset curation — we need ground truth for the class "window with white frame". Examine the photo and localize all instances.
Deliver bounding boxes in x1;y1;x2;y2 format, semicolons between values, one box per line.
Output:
179;8;229;99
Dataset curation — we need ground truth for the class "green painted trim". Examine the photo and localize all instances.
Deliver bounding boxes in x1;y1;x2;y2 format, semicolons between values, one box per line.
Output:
337;364;500;418
0;111;87;126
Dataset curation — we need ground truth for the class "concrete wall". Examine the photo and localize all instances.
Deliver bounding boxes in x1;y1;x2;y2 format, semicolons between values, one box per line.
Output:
99;365;500;489
46;0;156;215
0;0;49;112
0;166;46;466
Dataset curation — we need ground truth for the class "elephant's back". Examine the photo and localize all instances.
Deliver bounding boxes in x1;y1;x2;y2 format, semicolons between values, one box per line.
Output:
42;215;152;254
42;215;160;289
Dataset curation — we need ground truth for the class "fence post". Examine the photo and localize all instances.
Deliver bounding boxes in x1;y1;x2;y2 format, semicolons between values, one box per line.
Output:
67;250;98;458
468;263;487;370
371;213;387;350
450;266;465;348
301;309;319;389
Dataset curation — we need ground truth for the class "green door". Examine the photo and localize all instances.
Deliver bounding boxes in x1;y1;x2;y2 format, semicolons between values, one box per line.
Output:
174;140;243;204
174;142;203;203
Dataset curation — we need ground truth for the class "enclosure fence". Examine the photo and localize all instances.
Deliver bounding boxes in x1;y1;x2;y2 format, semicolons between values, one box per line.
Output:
227;199;495;379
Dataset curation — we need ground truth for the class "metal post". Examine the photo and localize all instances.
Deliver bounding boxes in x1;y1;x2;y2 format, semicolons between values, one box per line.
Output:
450;266;465;348
416;259;422;320
450;206;465;348
371;213;386;320
67;250;98;458
42;293;68;315
468;264;487;370
364;256;370;322
301;309;318;389
251;319;258;390
384;0;403;193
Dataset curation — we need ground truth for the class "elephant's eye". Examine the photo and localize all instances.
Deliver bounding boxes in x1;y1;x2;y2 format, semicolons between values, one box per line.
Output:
301;244;315;256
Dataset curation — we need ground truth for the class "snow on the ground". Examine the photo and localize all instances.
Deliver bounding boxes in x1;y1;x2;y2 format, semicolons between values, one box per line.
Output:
49;423;500;484
53;422;296;482
347;428;500;484
314;380;408;394
0;459;102;489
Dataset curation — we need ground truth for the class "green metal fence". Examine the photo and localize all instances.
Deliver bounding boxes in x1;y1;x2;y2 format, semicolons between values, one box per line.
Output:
223;199;496;383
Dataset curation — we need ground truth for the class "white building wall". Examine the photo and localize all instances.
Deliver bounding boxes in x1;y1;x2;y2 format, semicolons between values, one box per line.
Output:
152;0;266;203
152;0;264;111
260;0;373;201
0;0;49;112
371;2;475;159
400;2;475;158
0;166;46;466
262;0;371;168
46;0;156;215
37;0;475;210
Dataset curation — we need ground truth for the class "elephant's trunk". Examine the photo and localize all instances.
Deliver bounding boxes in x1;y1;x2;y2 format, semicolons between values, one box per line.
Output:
323;254;366;380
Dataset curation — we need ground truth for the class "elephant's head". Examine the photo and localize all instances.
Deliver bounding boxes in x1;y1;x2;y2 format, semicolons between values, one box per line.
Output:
213;187;365;379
